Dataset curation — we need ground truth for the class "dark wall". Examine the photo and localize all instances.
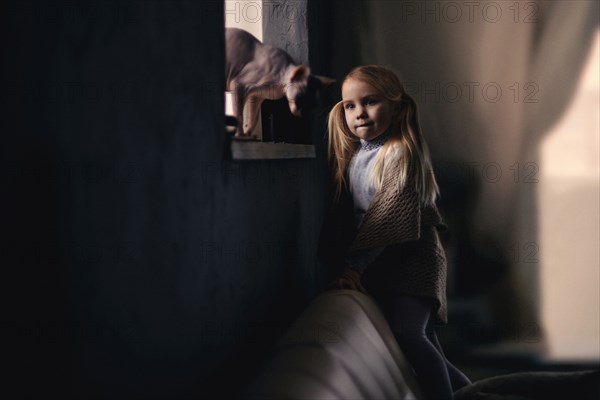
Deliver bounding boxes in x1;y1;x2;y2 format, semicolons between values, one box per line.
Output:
2;1;328;398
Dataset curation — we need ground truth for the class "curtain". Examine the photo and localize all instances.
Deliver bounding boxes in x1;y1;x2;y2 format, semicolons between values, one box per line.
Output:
328;0;599;345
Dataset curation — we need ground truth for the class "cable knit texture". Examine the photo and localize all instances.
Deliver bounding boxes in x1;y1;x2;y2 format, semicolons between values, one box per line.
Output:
349;160;447;253
318;158;450;324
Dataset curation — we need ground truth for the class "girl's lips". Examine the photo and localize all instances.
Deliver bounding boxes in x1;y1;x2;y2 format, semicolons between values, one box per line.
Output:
356;123;373;128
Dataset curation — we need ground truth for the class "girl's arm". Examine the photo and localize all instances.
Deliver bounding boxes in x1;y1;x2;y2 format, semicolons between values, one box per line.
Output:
327;246;385;294
344;246;386;274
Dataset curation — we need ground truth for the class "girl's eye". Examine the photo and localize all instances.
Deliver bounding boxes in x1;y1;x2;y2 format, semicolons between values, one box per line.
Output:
366;98;378;105
344;103;354;110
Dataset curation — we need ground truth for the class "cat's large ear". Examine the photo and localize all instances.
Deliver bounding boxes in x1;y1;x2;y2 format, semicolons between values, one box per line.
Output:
314;75;336;87
290;65;311;83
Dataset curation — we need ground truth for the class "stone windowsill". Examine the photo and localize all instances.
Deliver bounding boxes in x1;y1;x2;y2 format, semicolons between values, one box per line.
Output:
231;141;316;160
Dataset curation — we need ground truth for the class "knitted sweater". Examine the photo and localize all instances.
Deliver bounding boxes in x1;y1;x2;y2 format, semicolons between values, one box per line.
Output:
318;140;449;323
348;156;447;253
344;131;391;273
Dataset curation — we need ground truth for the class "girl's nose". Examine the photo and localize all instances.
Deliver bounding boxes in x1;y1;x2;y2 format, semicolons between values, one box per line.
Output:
356;107;367;118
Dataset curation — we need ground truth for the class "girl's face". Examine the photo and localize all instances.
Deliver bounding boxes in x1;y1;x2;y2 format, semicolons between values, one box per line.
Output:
341;78;394;141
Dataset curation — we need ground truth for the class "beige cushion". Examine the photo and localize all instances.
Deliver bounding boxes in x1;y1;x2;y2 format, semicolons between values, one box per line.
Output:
245;289;425;400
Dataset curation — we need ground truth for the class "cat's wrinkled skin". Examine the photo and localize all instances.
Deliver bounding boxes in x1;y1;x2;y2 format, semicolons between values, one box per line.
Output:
225;28;334;139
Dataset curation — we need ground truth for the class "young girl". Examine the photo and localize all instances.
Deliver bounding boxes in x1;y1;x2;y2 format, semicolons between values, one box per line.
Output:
319;65;471;400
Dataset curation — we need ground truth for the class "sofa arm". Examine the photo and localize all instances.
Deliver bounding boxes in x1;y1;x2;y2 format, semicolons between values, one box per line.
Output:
244;289;425;400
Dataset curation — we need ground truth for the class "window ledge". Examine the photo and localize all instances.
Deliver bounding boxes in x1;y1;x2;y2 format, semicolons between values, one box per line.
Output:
231;141;316;160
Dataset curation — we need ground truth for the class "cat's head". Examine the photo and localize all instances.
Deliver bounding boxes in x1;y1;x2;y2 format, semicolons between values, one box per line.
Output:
285;65;335;116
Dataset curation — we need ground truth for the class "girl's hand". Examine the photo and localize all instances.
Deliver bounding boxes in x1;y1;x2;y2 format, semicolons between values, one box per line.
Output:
327;266;369;295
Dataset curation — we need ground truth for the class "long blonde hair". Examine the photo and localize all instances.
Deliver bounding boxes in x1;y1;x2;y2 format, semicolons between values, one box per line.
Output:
327;64;439;205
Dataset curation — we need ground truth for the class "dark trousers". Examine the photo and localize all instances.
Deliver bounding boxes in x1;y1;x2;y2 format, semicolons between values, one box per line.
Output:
379;294;471;400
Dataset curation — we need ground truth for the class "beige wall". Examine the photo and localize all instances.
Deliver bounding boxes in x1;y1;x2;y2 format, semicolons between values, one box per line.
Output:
539;30;600;361
225;0;263;41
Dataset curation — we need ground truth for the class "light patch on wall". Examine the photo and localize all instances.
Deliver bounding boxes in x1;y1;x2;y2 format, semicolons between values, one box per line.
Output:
539;30;600;361
224;0;263;41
